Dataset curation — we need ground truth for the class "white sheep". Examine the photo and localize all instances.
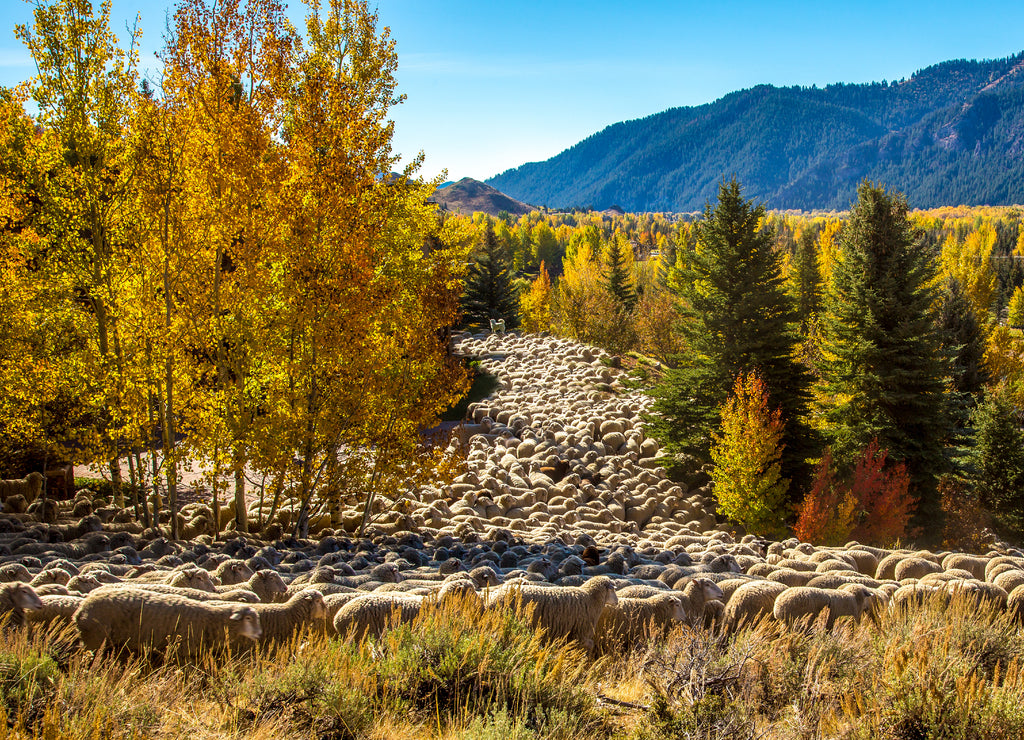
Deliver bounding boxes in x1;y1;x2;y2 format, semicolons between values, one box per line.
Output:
211;559;255;586
595;592;688;651
772;584;876;628
25;594;84;628
248;589;328;646
674;577;726;625
333;580;481;641
217;570;288;603
486;574;618;653
74;589;262;659
0;582;44;627
91;583;260;604
722;580;788;631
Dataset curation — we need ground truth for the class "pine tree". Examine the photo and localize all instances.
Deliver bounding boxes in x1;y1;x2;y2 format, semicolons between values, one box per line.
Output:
602;235;637;312
649;178;815;496
817;181;949;531
967;385;1024;535
461;218;519;330
790;226;822;335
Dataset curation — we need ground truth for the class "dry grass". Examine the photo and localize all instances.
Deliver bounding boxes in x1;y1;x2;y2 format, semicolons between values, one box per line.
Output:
2;593;1024;739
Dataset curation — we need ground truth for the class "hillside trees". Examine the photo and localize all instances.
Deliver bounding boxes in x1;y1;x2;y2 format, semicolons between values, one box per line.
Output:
461;217;519;331
649;178;815;496
816;181;950;528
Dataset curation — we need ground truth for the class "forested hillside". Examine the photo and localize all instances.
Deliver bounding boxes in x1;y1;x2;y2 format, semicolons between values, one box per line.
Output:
487;53;1024;212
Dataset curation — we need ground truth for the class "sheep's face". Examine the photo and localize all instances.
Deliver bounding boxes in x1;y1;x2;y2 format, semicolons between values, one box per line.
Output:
231;608;262;641
259;571;287;595
12;585;43;612
670;598;689;621
700;580;725;602
604;587;619;607
72;575;102;593
305;592;327;619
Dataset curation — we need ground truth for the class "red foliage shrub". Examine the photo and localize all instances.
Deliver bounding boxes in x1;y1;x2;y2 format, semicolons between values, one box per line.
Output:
793;449;856;546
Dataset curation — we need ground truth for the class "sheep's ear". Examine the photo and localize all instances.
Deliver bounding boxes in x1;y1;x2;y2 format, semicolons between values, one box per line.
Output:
230;611;243;621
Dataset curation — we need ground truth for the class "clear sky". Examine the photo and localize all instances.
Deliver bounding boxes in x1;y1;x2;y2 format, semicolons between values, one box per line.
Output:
3;0;1024;182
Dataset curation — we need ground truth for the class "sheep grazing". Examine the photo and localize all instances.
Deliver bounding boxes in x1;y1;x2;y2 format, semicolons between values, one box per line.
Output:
25;594;84;629
249;589;327;646
486;575;618;653
0;582;44;628
773;584;877;629
595;593;688;651
722;580;789;631
74;589;262;660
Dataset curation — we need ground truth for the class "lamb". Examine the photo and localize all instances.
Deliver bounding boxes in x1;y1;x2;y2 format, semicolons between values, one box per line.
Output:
486;574;618;653
722;580;789;631
0;472;44;504
217;570;288;603
74;588;262;659
595;592;688;651
772;584;877;628
247;589;327;646
0;582;44;627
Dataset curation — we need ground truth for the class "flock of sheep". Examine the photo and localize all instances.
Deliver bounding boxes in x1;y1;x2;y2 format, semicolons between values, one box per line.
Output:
1;331;1023;663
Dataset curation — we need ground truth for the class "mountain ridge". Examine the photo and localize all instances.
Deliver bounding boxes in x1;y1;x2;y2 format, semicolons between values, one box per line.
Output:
486;52;1024;212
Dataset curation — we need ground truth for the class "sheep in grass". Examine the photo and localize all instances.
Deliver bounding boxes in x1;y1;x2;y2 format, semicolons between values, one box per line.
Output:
772;584;877;629
722;580;789;631
216;570;288;603
595;593;689;652
333;581;482;641
25;594;84;629
485;575;618;654
91;583;260;604
0;582;44;628
1008;584;1024;624
673;578;726;626
246;589;327;647
323;592;370;636
74;589;262;660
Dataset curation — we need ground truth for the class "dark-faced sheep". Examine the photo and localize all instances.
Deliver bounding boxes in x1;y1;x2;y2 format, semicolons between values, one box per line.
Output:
74;589;262;659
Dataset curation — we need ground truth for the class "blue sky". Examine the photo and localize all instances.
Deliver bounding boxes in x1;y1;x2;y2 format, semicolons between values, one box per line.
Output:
3;1;1024;181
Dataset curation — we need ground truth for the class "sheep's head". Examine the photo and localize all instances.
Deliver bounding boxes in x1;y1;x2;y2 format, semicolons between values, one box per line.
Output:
299;590;327;619
230;607;262;641
372;563;402;583
696;578;725;603
11;584;42;612
257;570;287;596
70;574;103;593
585;576;617;606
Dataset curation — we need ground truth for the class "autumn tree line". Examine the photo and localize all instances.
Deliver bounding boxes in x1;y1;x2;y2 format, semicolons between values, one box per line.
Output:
460;185;1024;547
0;0;474;538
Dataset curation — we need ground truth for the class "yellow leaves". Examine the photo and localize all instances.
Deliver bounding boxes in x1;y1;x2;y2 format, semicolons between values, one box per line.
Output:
984;325;1024;404
939;223;997;320
519;262;552;334
816;219;843;289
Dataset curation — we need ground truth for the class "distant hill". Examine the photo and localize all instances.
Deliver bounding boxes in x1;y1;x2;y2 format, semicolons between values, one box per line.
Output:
487;52;1024;212
428;177;535;217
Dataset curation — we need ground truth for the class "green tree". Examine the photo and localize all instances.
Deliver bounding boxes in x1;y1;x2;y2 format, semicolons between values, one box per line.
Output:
790;226;822;335
817;181;949;531
709;371;789;537
649;178;815;496
461;218;519;330
602;234;637;312
1008;285;1024;329
966;385;1024;535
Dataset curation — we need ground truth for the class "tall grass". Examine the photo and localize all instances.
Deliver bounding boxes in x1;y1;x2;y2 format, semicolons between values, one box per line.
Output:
3;594;1024;739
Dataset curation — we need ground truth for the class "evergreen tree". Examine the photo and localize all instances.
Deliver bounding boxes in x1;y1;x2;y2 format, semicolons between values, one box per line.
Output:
790;226;822;335
602;235;637;312
966;385;1024;534
649;178;815;496
461;218;519;330
817;181;950;530
938;277;990;399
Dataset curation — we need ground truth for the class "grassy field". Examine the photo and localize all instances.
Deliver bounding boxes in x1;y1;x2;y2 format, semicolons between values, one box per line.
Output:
3;592;1024;739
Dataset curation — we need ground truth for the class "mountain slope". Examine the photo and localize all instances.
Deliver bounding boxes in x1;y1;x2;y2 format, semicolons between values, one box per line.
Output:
486;53;1024;212
428;177;534;217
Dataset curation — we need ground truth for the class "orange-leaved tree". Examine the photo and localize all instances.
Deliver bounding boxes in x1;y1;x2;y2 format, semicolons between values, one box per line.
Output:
848;439;915;546
793;450;856;545
710;371;789;536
